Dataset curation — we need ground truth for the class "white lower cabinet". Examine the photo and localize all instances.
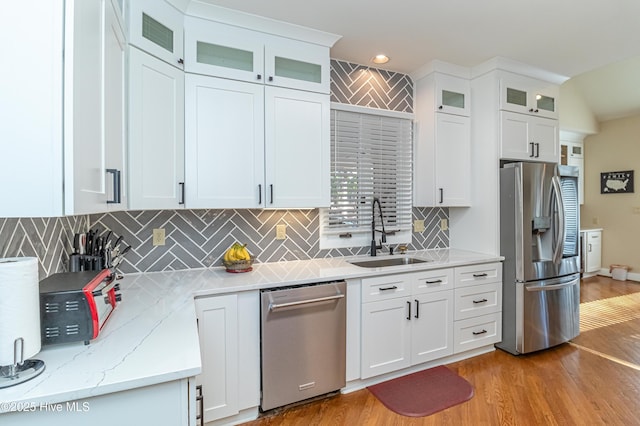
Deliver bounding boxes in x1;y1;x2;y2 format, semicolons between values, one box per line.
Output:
195;292;260;425
360;262;502;380
453;263;503;353
583;230;602;274
360;268;454;379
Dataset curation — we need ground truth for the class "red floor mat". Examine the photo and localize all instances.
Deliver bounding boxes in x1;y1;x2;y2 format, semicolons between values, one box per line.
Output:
367;365;474;417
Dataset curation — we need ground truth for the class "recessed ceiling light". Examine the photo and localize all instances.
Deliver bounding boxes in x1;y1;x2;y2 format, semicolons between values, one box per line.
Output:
372;54;390;64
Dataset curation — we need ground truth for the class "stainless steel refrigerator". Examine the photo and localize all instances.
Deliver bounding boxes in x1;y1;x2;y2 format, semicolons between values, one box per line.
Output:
497;162;580;355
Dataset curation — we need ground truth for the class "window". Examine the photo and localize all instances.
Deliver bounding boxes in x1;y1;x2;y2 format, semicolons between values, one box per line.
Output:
320;106;413;250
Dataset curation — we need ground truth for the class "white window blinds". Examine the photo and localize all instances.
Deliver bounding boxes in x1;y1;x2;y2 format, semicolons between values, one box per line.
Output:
323;109;412;241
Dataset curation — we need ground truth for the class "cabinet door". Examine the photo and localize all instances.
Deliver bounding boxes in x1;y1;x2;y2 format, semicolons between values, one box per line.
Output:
435;114;471;206
185;74;265;208
66;0;126;214
500;74;559;119
361;297;412;379
586;231;602;273
195;294;239;422
530;115;558;163
104;0;127;211
2;1;64;217
128;0;184;68
265;87;330;208
435;74;470;116
264;36;330;94
184;17;264;83
129;47;185;209
411;291;454;364
500;111;559;163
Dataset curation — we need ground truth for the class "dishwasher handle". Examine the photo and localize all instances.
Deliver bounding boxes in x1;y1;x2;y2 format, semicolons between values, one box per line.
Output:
269;293;345;311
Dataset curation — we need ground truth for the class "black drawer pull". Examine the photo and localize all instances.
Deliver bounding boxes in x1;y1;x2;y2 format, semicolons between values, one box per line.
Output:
414;299;419;319
379;285;398;291
472;329;488;336
473;298;488;304
406;300;411;320
472;273;488;278
425;279;443;284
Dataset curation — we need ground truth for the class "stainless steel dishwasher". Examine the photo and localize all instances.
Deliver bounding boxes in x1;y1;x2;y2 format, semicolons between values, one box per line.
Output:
260;281;346;411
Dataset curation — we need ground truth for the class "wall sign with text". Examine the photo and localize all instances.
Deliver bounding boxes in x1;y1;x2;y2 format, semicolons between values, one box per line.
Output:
600;170;634;194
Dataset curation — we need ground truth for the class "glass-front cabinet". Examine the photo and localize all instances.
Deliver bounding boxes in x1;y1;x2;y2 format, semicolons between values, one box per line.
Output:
499;72;559;119
184;16;330;93
128;0;184;68
435;73;470;116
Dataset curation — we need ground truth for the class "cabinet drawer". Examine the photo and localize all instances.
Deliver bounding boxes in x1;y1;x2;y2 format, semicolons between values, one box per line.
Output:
412;268;454;294
361;275;411;303
586;232;600;243
453;313;502;354
455;262;502;288
454;283;501;320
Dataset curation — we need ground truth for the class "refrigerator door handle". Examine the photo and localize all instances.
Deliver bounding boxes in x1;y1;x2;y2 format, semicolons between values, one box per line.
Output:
551;175;565;264
525;280;577;292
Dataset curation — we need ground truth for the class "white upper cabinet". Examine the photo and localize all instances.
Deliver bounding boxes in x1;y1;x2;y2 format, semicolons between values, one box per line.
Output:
435;73;470;116
414;71;471;207
184;75;329;209
129;47;185;210
128;0;184;69
264;87;330;208
499;73;559;119
184;16;331;94
500;111;559;163
1;0;127;217
184;74;265;209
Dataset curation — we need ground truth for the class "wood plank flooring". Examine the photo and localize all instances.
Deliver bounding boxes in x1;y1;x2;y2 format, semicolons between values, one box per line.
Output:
245;276;640;425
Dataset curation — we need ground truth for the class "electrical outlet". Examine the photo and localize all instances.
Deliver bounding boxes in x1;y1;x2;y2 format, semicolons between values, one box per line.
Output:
413;219;425;233
276;224;287;240
440;218;449;231
152;228;165;246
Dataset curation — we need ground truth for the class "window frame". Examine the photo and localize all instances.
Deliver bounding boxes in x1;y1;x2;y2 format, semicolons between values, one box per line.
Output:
319;103;414;250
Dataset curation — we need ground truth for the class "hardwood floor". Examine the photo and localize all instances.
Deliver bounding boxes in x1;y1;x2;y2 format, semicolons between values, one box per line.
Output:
245;276;640;425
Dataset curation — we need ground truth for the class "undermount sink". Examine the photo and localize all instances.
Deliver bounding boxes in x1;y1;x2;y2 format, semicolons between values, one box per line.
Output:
349;257;430;268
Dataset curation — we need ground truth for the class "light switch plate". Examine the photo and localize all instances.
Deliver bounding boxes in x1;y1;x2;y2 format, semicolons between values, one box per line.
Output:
152;228;165;246
276;224;287;240
413;219;425;233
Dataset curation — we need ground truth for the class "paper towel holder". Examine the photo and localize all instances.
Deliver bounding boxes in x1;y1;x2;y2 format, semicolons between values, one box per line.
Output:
0;337;45;388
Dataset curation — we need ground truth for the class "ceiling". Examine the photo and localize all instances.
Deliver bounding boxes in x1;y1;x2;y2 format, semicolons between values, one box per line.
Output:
186;0;640;122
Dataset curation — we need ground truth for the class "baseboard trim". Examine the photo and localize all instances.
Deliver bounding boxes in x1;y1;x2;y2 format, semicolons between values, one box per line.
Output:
594;268;640;283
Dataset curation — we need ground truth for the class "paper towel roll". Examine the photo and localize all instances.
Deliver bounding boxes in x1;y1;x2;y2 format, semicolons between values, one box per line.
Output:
0;257;41;366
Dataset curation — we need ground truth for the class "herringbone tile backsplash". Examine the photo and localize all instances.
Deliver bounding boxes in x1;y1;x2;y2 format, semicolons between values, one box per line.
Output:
87;208;448;274
1;59;451;277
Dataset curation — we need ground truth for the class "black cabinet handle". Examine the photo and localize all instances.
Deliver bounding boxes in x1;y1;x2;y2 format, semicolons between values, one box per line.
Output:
529;142;535;157
425;279;443;284
258;184;262;205
473;298;488;304
257;74;262;80
178;58;184;65
406;300;411;320
379;286;398;291
268;76;274;82
472;329;488;336
439;188;443;204
536;142;540;158
473;273;488;278
106;169;121;204
178;182;185;205
270;184;274;204
438;105;443;110
196;385;203;426
414;299;419;319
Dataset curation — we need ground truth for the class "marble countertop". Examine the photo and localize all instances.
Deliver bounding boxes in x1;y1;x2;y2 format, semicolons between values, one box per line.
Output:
0;249;502;413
